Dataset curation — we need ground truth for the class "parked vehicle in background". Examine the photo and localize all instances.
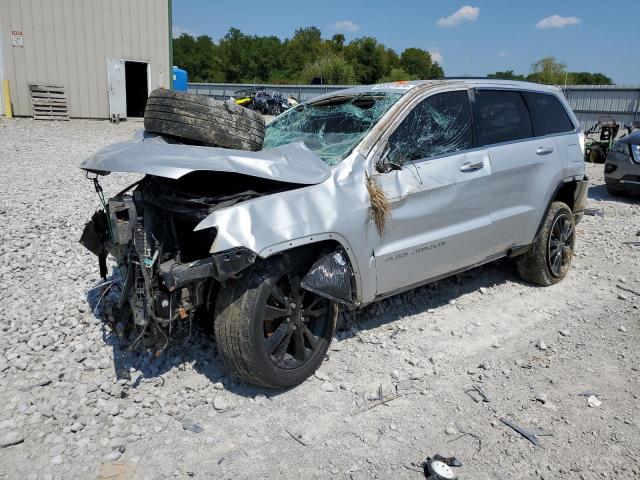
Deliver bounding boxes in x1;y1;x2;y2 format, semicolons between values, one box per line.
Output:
604;124;640;196
80;80;587;388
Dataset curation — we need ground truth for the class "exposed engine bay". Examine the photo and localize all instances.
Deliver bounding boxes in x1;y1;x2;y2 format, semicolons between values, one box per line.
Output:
80;172;299;352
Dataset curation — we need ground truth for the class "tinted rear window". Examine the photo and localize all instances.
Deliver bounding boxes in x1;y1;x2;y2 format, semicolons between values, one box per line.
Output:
472;90;533;146
522;92;575;136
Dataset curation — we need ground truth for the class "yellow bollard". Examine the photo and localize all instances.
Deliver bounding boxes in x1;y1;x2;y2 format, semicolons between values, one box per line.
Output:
2;80;13;118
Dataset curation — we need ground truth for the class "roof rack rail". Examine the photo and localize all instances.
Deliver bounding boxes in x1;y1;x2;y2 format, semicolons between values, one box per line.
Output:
443;76;493;80
442;76;548;86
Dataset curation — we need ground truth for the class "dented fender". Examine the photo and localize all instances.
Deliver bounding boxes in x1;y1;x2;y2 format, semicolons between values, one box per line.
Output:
193;155;376;304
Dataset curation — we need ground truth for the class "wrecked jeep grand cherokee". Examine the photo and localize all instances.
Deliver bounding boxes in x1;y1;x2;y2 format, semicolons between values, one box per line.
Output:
80;80;587;388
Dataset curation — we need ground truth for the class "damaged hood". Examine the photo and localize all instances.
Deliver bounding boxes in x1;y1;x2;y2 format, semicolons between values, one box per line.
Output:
80;133;331;185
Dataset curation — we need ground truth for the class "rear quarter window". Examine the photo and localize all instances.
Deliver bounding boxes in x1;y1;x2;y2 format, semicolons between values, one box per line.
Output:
472;90;533;147
522;92;575;136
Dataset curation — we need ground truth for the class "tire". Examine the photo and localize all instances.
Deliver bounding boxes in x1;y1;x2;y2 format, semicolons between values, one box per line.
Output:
214;252;338;388
144;89;265;151
517;201;575;286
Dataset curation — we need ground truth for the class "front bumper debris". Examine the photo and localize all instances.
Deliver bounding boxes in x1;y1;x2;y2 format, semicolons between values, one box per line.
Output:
78;171;262;353
158;247;257;291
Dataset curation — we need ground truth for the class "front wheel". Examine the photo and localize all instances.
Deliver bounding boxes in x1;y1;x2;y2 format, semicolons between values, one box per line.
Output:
517;201;576;286
214;253;337;388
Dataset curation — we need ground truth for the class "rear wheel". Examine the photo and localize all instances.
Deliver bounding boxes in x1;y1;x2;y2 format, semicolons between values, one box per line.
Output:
517;202;575;286
214;253;337;388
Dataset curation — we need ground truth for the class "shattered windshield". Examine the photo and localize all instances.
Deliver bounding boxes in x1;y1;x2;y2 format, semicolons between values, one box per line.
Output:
263;92;403;166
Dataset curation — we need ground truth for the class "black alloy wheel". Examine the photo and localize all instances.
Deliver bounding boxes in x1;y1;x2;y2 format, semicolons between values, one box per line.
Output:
547;213;574;278
214;252;337;388
263;269;332;369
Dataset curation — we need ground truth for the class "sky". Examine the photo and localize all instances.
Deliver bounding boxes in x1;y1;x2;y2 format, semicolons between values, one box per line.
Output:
172;0;638;84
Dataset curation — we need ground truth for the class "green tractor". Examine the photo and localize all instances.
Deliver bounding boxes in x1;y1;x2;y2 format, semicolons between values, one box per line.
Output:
584;116;619;163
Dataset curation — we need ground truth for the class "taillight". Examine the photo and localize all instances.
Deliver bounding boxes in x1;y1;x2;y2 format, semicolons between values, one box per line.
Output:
578;132;585;154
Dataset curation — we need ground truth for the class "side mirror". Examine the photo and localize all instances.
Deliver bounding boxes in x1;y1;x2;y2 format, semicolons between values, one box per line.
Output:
376;144;403;173
387;160;403;171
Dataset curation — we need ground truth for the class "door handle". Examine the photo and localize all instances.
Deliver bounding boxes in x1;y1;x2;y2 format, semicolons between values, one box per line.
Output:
536;146;554;155
459;161;484;172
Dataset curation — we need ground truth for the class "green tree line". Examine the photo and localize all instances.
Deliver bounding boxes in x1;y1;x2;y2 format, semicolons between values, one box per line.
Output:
487;57;612;85
174;28;613;86
173;27;443;85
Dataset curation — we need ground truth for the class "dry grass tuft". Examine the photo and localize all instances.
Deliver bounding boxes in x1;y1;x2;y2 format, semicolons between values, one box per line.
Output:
366;174;391;238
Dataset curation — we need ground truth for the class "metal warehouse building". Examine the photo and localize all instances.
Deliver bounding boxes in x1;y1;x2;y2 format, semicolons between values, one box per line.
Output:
0;0;172;119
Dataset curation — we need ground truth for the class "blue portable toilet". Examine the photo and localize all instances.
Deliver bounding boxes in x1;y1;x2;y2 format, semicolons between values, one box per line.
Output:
172;66;188;92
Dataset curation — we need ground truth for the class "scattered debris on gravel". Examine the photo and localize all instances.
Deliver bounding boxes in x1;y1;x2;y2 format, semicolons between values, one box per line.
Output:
0;118;639;479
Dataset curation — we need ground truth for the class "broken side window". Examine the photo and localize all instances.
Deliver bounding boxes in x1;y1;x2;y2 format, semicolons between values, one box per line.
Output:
264;93;403;166
387;90;473;163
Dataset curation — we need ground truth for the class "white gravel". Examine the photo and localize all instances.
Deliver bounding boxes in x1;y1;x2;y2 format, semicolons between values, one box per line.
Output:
0;118;639;479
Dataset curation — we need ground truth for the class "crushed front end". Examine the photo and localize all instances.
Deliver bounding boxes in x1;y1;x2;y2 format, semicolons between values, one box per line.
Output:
80;174;258;351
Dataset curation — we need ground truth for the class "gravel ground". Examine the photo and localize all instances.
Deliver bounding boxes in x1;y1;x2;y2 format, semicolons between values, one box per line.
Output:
0;118;639;480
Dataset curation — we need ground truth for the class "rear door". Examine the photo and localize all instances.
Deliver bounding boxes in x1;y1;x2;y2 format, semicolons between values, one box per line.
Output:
107;58;127;119
470;89;562;253
373;89;493;295
521;91;581;176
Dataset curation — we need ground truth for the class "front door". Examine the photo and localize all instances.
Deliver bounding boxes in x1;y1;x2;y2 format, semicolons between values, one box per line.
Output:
107;58;127;119
373;90;493;296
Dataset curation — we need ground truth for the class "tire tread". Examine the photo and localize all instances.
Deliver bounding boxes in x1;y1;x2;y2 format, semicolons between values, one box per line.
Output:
517;201;574;286
214;256;336;388
143;89;265;151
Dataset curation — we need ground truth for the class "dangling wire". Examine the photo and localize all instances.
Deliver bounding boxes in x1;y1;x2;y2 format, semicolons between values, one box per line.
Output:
87;171;107;209
86;171;114;242
183;310;194;345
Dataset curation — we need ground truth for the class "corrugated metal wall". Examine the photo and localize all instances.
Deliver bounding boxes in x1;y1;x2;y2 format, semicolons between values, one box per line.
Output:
562;85;640;131
189;82;640;131
0;0;170;118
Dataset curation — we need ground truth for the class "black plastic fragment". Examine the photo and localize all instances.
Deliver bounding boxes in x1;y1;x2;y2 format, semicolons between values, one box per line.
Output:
79;209;109;257
499;417;542;447
300;249;354;306
79;209;110;279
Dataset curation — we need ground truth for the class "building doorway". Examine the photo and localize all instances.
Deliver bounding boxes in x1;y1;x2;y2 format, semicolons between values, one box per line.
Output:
124;61;149;117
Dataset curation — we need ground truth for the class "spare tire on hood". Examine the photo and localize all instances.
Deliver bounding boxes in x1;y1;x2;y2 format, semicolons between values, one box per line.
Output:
144;89;265;151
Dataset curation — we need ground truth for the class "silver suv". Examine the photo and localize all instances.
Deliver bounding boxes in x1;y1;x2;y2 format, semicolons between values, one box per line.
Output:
81;79;587;388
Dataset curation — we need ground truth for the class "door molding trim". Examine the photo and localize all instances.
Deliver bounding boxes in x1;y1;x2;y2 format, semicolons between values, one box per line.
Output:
370;250;508;304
